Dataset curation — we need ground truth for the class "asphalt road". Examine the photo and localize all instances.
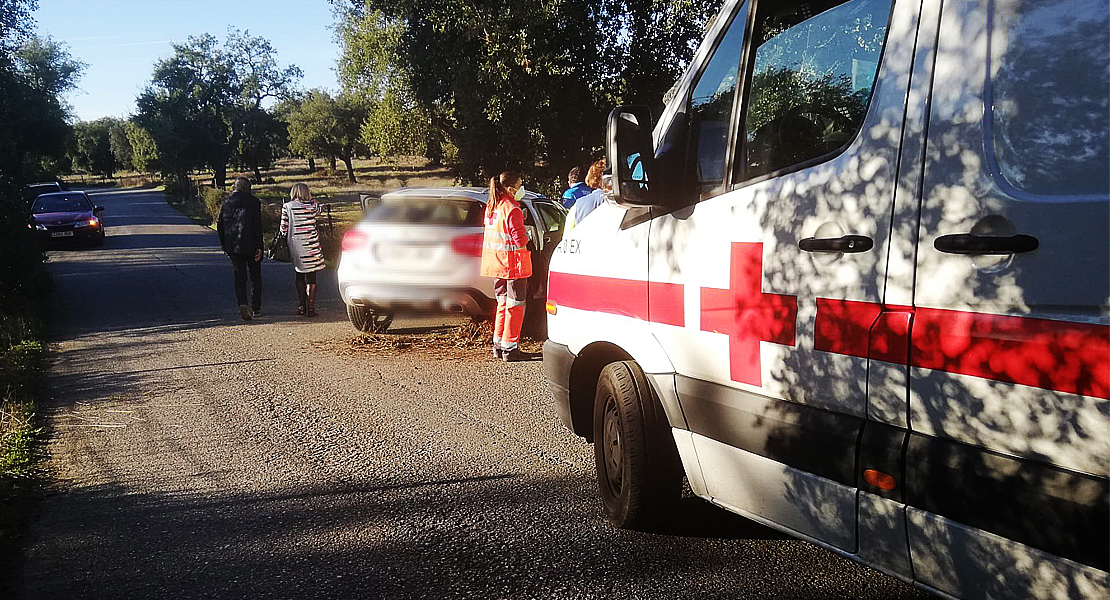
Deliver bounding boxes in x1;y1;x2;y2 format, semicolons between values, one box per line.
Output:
16;187;930;600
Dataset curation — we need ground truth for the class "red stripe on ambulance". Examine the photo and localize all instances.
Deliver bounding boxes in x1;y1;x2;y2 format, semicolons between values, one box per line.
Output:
549;249;1108;398
815;299;1110;399
547;272;684;326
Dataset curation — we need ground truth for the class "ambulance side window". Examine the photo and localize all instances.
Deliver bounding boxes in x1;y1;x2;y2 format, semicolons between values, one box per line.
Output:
988;0;1108;196
687;6;748;198
737;0;893;180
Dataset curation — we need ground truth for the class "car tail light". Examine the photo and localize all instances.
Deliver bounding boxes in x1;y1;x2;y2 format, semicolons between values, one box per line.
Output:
342;229;368;252
451;233;484;257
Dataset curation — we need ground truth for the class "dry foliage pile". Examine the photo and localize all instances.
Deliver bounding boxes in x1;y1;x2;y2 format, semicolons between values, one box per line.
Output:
315;320;544;359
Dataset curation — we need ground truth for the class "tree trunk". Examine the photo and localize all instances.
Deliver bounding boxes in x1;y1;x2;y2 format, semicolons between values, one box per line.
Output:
307;157;316;171
214;163;227;189
425;131;443;167
252;164;263;183
328;156;337;171
343;156;357;182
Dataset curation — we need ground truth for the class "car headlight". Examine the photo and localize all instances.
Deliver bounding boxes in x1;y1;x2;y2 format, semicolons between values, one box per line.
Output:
35;223;47;231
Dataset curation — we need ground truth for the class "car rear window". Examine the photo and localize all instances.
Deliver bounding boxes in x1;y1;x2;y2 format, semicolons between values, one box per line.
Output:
366;197;485;226
32;194;91;213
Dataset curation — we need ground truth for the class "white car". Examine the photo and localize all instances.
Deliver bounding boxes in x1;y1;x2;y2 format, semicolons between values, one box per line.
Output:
337;187;567;332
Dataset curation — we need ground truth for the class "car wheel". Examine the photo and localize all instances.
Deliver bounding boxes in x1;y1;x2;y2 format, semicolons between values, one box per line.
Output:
346;303;393;333
93;231;105;247
592;361;682;530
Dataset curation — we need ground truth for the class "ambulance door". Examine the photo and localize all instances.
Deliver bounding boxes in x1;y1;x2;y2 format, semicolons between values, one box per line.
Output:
905;0;1110;597
646;0;917;552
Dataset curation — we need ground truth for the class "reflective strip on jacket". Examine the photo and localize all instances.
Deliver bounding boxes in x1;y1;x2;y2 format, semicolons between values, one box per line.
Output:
480;195;532;279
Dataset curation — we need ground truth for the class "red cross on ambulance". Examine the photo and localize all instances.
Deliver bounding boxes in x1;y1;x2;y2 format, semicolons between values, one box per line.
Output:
699;242;798;387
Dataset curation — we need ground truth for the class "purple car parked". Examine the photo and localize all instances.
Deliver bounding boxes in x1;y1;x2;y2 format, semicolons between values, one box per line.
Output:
29;191;105;246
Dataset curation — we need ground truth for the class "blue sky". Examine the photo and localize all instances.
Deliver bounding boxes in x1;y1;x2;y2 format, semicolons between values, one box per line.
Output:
33;0;342;121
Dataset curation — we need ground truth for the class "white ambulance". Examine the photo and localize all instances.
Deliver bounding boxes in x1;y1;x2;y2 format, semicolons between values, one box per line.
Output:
542;0;1108;598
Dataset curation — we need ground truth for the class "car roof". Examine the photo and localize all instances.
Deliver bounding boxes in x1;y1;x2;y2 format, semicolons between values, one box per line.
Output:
33;191;88;199
380;186;548;203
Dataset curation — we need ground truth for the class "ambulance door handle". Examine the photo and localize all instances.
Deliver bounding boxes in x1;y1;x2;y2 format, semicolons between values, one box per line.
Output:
798;234;873;253
934;233;1038;255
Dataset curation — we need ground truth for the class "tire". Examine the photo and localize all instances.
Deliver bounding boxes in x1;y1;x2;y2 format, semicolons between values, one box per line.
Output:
346;303;393;333
592;360;682;530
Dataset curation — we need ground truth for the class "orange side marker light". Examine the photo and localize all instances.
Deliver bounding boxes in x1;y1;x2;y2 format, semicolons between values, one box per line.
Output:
545;301;557;315
863;469;897;491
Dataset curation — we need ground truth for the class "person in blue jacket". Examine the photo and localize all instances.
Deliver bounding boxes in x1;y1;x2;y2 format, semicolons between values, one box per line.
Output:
560;166;591;209
565;159;607;231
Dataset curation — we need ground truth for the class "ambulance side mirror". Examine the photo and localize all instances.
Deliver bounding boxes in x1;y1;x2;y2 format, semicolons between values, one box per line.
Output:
606;105;655;207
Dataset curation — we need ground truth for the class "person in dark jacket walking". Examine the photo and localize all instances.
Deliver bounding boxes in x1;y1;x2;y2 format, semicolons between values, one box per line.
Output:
217;177;264;321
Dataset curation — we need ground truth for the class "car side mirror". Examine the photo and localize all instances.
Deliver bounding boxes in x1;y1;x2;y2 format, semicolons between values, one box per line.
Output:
606;105;655;207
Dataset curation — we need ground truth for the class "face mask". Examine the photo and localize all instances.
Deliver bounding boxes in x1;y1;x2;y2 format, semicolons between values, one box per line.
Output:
513;186;526;202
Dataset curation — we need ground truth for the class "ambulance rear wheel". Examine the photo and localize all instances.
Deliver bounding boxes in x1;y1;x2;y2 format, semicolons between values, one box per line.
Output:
592;361;681;530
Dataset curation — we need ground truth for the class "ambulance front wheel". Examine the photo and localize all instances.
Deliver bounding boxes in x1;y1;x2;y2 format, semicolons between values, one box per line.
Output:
592;361;682;530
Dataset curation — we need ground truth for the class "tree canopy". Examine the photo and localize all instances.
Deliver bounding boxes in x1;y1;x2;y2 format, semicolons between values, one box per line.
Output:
70;118;117;179
0;0;81;333
287;90;368;182
135;30;300;188
1;32;83;184
332;0;721;189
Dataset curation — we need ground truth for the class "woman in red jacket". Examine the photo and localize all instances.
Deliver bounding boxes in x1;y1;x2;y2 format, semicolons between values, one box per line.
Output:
481;171;532;362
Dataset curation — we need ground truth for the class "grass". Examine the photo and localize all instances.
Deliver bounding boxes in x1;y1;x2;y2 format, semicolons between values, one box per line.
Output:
0;339;47;597
0;341;45;477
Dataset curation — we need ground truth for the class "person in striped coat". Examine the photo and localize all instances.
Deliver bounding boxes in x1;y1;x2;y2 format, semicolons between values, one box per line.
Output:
279;182;326;316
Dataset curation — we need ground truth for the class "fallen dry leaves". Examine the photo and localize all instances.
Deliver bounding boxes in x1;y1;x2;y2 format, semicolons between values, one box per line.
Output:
312;320;544;360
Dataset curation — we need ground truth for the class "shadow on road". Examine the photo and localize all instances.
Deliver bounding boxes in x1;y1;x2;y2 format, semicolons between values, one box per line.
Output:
17;472;895;600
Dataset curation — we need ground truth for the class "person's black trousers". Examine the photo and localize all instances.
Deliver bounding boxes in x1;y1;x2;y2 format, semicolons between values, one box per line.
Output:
228;253;262;311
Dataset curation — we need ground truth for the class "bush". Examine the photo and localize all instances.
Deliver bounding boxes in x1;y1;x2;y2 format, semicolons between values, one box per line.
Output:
200;186;225;224
0;200;50;351
260;201;282;247
163;172;197;200
0;186;49;578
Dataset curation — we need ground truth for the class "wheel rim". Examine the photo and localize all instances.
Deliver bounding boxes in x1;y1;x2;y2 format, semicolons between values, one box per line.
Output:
601;394;623;495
